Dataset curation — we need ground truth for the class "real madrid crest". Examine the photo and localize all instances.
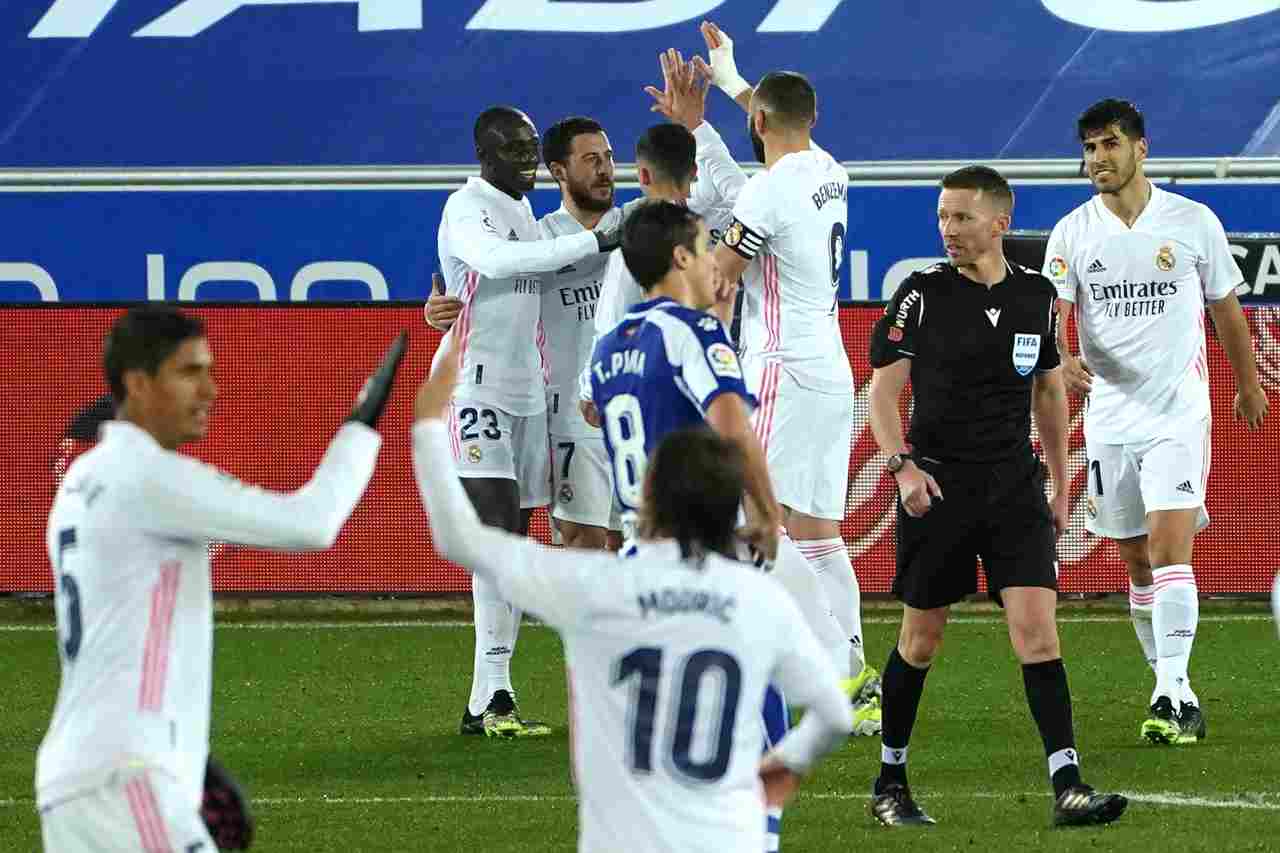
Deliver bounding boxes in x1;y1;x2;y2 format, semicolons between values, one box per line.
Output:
724;221;743;248
1155;245;1175;272
559;483;574;504
467;445;483;464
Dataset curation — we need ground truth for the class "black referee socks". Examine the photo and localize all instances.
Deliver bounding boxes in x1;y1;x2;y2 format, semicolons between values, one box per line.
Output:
877;647;931;790
1021;658;1082;796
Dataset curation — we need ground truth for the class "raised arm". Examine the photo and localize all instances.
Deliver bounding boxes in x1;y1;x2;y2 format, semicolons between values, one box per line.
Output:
137;422;380;550
412;347;601;629
695;22;753;113
644;49;748;210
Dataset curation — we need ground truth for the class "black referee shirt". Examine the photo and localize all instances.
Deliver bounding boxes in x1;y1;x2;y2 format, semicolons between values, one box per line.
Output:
869;261;1060;463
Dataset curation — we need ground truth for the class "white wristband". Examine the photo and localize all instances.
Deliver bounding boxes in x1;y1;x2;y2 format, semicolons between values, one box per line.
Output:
719;74;752;100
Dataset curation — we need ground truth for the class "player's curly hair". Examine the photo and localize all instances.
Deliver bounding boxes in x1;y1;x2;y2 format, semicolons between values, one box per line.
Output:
643;427;743;563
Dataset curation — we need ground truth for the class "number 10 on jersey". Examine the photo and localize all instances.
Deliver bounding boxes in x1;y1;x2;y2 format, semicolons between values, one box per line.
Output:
612;646;742;783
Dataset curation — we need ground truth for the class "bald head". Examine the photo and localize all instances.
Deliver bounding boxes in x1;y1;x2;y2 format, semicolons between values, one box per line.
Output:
473;105;540;198
474;106;534;150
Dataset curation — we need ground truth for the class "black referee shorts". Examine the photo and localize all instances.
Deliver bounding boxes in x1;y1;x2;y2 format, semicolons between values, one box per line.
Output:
892;453;1057;610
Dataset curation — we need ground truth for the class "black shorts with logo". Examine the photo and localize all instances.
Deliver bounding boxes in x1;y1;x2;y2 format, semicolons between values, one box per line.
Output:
892;452;1057;610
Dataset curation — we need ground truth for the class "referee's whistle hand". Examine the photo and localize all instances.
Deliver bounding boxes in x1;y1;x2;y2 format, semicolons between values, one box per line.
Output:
895;464;942;518
1062;354;1093;397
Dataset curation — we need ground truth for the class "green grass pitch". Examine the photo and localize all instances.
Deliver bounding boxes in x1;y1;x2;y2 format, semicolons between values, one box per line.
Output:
3;604;1278;851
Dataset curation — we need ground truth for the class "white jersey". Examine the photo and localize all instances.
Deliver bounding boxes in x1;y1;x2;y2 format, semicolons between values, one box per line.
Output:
1044;186;1242;444
538;205;623;438
437;176;600;416
725;146;854;395
412;420;851;853
36;421;380;811
580;121;747;402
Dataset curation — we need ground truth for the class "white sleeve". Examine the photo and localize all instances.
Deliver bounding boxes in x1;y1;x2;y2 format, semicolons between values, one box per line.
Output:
766;586;853;772
412;419;597;630
579;250;634;401
446;195;599;280
594;250;635;340
1197;205;1245;302
1042;219;1080;303
134;422;380;550
690;122;748;213
724;173;774;261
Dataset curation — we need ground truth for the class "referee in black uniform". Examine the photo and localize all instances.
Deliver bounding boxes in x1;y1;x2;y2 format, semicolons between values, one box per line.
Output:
865;166;1127;828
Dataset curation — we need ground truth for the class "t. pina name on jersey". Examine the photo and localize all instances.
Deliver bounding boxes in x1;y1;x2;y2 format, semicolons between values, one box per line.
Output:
592;349;646;383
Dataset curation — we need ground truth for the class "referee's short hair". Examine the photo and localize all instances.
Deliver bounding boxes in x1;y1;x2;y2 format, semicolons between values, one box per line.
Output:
940;165;1014;214
622;200;703;291
645;426;744;562
635;124;697;186
753;71;816;129
1077;98;1145;143
104;306;206;402
542;116;605;168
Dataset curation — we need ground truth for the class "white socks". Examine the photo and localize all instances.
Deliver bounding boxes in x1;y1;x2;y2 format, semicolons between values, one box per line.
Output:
1150;564;1198;706
800;538;867;678
772;534;851;680
468;573;520;716
1128;582;1157;673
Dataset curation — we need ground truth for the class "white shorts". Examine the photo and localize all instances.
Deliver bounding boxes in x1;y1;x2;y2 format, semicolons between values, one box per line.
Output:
40;769;213;853
1084;416;1211;540
449;398;550;509
549;433;620;530
752;362;853;521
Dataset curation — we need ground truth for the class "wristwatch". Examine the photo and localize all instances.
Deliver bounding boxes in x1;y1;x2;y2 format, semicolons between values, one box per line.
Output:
886;452;911;474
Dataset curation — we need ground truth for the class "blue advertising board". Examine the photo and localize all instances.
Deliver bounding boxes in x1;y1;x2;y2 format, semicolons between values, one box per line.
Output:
2;181;1276;304
2;1;1279;166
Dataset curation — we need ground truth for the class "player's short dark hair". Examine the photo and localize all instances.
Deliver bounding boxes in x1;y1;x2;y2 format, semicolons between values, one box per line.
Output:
473;105;528;147
753;71;816;129
634;124;697;185
1077;98;1146;143
542;116;605;168
622;201;703;291
103;306;206;402
645;427;744;561
940;165;1014;213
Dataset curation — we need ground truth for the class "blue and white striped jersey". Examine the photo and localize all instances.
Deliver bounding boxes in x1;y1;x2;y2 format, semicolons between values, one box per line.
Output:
588;296;755;514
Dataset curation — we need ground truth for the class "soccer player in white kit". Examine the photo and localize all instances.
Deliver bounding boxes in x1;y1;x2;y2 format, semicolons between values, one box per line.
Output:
536;116;626;551
412;347;854;853
1045;99;1270;745
37;307;391;852
428;115;627;552
582;119;743;408
699;26;880;711
436;106;616;738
